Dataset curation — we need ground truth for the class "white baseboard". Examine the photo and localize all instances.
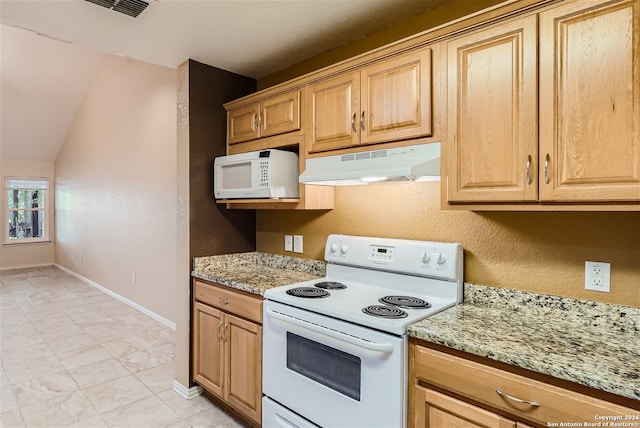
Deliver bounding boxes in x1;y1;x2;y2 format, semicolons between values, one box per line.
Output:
173;380;202;400
1;262;54;271
54;263;176;330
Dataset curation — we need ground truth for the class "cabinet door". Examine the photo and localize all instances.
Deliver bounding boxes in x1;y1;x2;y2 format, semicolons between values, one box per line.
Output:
260;90;301;138
307;71;360;153
361;49;433;146
447;15;538;202
412;385;516;428
539;0;640;201
224;313;262;424
193;302;224;398
228;103;260;144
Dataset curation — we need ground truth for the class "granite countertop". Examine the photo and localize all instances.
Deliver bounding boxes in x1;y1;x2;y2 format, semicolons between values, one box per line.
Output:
192;252;325;296
408;283;640;402
193;253;639;402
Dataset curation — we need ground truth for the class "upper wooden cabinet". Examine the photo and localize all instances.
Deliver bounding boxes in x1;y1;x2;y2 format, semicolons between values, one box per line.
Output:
306;49;433;153
447;15;538;202
447;0;640;206
227;89;301;145
538;0;640;202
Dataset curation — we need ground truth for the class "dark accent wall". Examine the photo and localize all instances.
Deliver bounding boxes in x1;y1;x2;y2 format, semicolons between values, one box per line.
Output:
187;59;257;257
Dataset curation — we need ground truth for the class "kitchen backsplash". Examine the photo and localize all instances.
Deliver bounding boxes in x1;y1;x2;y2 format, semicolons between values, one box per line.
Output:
256;181;640;308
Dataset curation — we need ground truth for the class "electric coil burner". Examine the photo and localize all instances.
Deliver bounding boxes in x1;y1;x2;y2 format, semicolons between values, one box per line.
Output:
379;295;431;309
314;281;347;290
285;287;329;298
362;304;408;319
262;234;464;428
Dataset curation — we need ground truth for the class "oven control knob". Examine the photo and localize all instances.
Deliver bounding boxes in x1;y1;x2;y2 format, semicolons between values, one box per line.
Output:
340;244;349;254
330;243;339;253
436;253;446;265
420;252;430;263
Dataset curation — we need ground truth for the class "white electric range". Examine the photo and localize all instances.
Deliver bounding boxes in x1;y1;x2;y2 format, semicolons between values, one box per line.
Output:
262;234;463;428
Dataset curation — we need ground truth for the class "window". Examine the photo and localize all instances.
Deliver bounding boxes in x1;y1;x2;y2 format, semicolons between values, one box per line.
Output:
4;177;50;244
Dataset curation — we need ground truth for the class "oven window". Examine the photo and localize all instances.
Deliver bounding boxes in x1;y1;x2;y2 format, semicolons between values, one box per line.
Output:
286;332;361;401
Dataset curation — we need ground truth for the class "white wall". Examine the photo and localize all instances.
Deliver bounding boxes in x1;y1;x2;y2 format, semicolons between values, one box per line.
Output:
55;55;178;322
0;159;55;269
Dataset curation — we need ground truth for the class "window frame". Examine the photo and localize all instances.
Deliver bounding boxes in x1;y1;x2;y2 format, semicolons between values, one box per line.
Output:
4;177;50;245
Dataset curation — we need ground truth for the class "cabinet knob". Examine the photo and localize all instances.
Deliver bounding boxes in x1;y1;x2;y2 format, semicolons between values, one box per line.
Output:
218;297;229;305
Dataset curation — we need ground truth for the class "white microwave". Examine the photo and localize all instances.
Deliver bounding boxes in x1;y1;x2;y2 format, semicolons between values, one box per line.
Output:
213;149;299;199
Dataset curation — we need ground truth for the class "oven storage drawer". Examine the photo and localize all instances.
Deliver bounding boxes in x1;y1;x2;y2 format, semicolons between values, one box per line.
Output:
412;345;636;426
194;279;262;323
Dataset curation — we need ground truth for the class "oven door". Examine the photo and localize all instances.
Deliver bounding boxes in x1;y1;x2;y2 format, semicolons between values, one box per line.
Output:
263;300;406;428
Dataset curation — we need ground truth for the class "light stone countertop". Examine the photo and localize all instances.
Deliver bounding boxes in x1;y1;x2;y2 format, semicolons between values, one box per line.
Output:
192;253;639;402
408;283;640;402
192;252;325;296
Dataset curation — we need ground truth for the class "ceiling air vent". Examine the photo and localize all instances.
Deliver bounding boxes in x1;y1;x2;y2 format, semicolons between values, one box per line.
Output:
85;0;149;18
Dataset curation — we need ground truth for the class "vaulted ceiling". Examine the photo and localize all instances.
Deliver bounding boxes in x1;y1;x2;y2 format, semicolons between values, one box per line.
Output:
1;0;450;162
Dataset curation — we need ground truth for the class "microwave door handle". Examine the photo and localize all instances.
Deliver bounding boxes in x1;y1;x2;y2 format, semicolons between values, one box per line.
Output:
266;308;394;359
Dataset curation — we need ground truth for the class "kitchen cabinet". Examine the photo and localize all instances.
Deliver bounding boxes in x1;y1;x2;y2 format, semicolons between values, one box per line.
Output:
193;279;262;425
306;49;433;153
227;89;301;145
446;0;640;207
538;0;640;202
413;386;518;428
446;15;538;202
409;341;638;428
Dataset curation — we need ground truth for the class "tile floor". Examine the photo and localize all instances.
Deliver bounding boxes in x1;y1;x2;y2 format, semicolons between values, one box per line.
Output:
0;266;244;428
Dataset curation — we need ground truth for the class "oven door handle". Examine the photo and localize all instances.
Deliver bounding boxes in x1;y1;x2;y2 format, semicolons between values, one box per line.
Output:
266;308;394;359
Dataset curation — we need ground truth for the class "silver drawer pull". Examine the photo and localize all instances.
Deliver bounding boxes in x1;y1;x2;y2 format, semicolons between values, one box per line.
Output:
217;297;229;305
496;388;540;407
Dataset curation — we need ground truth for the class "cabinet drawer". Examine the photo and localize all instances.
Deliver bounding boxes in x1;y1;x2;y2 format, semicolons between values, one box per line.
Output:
413;345;636;426
194;280;262;324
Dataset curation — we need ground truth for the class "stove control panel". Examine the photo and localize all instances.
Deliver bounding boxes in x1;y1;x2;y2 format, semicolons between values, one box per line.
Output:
369;245;395;261
325;234;463;282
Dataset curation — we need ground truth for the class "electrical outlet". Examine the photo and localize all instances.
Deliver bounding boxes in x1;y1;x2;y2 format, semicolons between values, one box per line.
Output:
78;253;83;261
284;235;293;252
293;235;303;253
131;272;136;283
585;261;610;292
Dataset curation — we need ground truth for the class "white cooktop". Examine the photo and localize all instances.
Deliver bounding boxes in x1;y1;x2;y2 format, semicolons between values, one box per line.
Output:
264;234;464;335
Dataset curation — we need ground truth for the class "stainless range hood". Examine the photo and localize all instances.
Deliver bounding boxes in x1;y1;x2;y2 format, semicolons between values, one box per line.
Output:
299;142;440;186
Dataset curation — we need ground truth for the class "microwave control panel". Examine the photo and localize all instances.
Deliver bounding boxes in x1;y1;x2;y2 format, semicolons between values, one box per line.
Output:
260;161;269;187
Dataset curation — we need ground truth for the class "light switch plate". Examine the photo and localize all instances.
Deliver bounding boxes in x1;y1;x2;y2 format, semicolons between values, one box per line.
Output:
585;261;610;292
293;235;303;253
284;235;293;252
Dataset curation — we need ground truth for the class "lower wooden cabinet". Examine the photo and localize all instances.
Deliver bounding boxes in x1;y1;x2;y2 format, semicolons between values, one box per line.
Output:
414;385;519;428
409;341;637;428
193;280;262;425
